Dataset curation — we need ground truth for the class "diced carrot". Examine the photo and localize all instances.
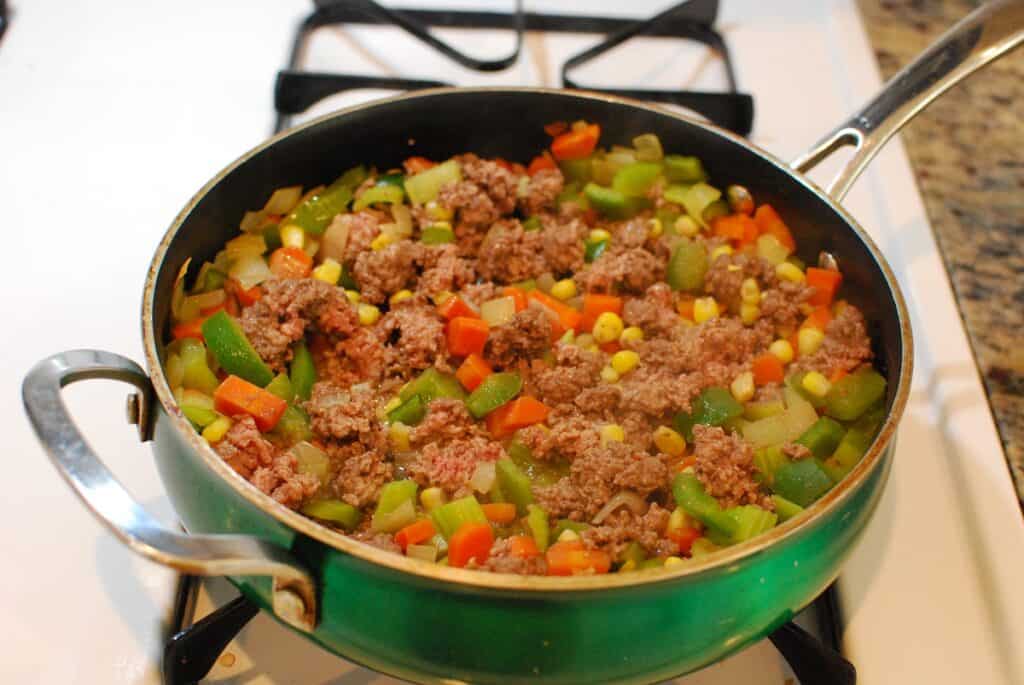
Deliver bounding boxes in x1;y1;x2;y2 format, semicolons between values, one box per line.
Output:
437;294;478;320
403;156;436;174
171;317;206;341
507;535;540;559
829;368;849;384
447;316;490;356
600;341;621;354
753;205;796;252
527;153;557;176
447;522;495;568
679;455;697;471
805;267;843;307
481;503;518;524
199;302;228;317
227;278;262;307
677;296;695;321
788;330;800;358
752;353;785;386
801;306;833;331
544;121;569;137
213;375;287;432
395;519;436;552
712;213;759;247
550;123;601;161
455;353;493;392
269;246;313;279
545;540;611;576
502;286;528;312
580;293;623;331
581;208;599;226
667;526;702;556
528;290;582;332
485;396;551;438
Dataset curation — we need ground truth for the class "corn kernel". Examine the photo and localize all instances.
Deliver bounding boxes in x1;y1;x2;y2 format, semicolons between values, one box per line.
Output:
801;371;832;398
201;415;232;444
797;327;825;357
432;290;453;306
420;487;447;512
370;233;395;251
769;339;795;364
663;556;685;568
740;302;760;325
600;424;626;445
592;311;625;344
280;224;305;249
674;215;699;237
389;422;411;452
710;244;733;261
776;262;806;283
730;371;756;402
610;349;640;375
345;289;361;304
312;257;342;285
358;303;381;326
619;326;644;344
389;289;414;306
653;426;686;457
425;200;453;221
600;366;620;384
647;217;663;238
589;228;612;243
558;528;581;543
726;264;742;272
550;278;577;301
619;559;638;572
693;297;720;324
740;278;761;304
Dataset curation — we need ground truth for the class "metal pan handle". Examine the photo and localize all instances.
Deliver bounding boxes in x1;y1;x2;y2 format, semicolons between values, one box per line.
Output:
792;0;1024;200
22;350;317;632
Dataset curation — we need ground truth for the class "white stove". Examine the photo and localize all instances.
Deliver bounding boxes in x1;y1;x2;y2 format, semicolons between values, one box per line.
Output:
3;1;1023;684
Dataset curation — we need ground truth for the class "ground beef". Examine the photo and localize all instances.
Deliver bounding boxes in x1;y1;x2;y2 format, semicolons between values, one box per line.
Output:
250;451;320;509
480;538;548;575
540;214;588;275
577;247;665;294
686;316;772;369
704;253;777;313
610;217;650;249
795;304;873;376
459;282;499;308
408;437;505;494
328;210;383;262
459;153;518;216
416;244;476;297
692;424;772;509
530;344;603;406
558;442;669;518
378;301;445;374
411;398;482;445
484;307;551;369
305;381;379;445
239;278;358;370
215;416;277;479
352;529;402;554
519;168;563;217
475;219;547;284
351;239;421;304
582;503;674;559
574;384;621;418
614;455;670;494
334;449;393;507
782;442;812;461
533;477;589;520
759;280;812;333
622;283;679;337
617;367;702;417
439;181;501;231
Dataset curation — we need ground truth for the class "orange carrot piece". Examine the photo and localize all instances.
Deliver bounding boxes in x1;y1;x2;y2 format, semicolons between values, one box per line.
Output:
481;503;518;524
754;205;796;252
268;246;313;279
677;297;696;321
679;455;697;471
447;522;495;568
502;287;528;312
712;213;759;247
456;353;493;392
545;540;611;576
447;316;490;356
752;353;785;386
801;306;833;331
528;290;583;332
228;278;262;307
403;156;436;174
507;535;541;558
805;267;843;307
543;121;569;137
527;153;557;176
395;519;437;552
667;526;702;556
829;368;849;384
486;396;551;438
171;317;207;342
437;294;478;321
213;375;287;432
550;123;601;161
580;293;623;331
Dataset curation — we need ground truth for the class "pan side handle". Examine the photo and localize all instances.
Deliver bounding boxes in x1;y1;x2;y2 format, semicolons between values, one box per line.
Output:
791;0;1024;201
22;350;317;632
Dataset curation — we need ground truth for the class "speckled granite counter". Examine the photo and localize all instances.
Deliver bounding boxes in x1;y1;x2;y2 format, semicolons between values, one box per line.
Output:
858;0;1024;509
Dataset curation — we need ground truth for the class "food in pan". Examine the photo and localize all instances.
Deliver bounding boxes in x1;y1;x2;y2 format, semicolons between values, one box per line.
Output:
163;121;886;575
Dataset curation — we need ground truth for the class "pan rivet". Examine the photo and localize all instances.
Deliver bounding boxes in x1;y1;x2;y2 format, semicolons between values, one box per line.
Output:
125;392;140;426
273;588;312;632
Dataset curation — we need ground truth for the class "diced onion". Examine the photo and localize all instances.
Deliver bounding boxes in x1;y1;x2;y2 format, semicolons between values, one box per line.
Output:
292;441;330;485
406;544;438;562
632;134;664;162
756;234;792;265
321;215;351;263
517;176;530;199
371;499;416;533
391;204;413;237
592;491;648;524
682;183;722;229
263;185;303;215
480;296;517;327
239;210;268;233
170;259;191;322
228;254;273;290
224;233;268;259
188;288;226;311
469;461;497;494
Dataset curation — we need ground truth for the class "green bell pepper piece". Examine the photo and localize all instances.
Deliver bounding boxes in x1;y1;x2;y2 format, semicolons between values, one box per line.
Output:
671;472;739;539
663;155;706;183
399;367;466;404
333;165;368;190
373;480;419;528
795;417;846;458
521;216;542;232
264;373;293;401
352;184;405;211
289;342;316;402
420;224;456;244
338;262;359;290
673;387;744;442
583;182;632;219
656;206;681;231
181;403;218;429
465;372;522;419
703;199;731;223
681;182;722;229
666;238;708;293
262;225;283;252
431;495;487;539
272;405;312;444
559;157;592;184
526;504;550;551
771;459;834;507
772;495;804;522
584;238;609;263
201;310;274;387
376;172;405;189
178;339;219;395
825;367;887;421
662;183;691;206
301;500;362;530
507;440;567;487
405;159;462;204
611;162;662;197
495;458;533;514
197;265;227;293
706;505;777;546
388;394;426;426
285;183;353;236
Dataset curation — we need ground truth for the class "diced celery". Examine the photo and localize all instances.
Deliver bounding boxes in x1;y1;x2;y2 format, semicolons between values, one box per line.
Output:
495;458;533;514
526;504;550;551
286;184;354;236
795;417;846;458
289;343;316;402
741;389;819;448
584;238;609;263
713;505;777;544
372;480;419;532
559;157;592;184
662;183;691;206
666;238;708;293
702;199;731;223
681;183;722;228
465;372;522;419
753;445;789;486
640;557;666;569
620;541;648;566
273;405;312;444
201;311;274;387
292;441;330;485
744;399;786;420
583;182;630;219
178;339;219;395
632;134;664;162
301;500;362;530
689;537;720;558
756;234;791;265
265;373;293;401
772;495;804;522
370;499;416;534
663;155;706;183
353;184;405;211
181;404;218;429
821;404;884;480
671;472;739;539
771;459;833;507
388;394;426;426
405;159;462;205
420;224;456;244
611;162;662;197
825;367;887;421
673;387;743;442
431;496;487;539
332;165;368;190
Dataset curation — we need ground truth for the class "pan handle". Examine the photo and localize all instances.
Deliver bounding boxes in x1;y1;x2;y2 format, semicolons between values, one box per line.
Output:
791;0;1024;200
21;350;317;632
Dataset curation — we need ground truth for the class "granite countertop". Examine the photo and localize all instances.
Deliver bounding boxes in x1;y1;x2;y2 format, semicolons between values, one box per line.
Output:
858;0;1024;510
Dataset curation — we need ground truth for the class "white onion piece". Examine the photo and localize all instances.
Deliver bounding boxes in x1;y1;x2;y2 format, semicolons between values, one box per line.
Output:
292;441;330;485
516;175;530;199
371;499;416;533
406;544;438;562
170;259;191;322
229;254;273;290
239;210;268;233
263;185;303;215
187;288;226;311
480;296;516;327
592;491;648;525
391;204;413;237
321;215;351;263
224;233;268;259
469;461;497;494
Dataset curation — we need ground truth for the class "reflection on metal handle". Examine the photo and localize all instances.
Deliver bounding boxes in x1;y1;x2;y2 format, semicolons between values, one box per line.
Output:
792;0;1024;200
21;350;317;632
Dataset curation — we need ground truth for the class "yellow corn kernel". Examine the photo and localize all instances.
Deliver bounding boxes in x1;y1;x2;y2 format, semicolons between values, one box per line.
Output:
730;371;756;402
280;224;305;249
550;278;577;301
693;297;720;324
425;200;453;221
610;349;640;375
740;302;760;326
344;289;361;304
589;228;612;243
201;415;232;444
740;278;761;304
592;311;625;344
653;426;686;457
797;327;825;357
710;244;733;261
619;326;644;344
674;215;699;237
769;339;795;364
358;303;381;326
432;290;454;306
600;366;620;384
420;486;447;512
647;217;663;238
619;559;638;572
558;528;581;543
776;261;806;283
389;422;411;452
312;257;342;285
370;233;395;251
600;424;626;445
663;556;685;568
801;371;833;398
389;289;414;306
